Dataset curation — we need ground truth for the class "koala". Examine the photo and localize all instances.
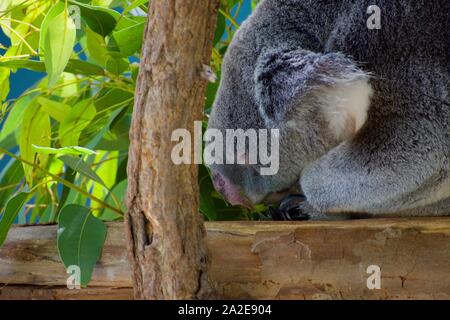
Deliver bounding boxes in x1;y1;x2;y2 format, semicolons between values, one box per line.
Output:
207;0;449;220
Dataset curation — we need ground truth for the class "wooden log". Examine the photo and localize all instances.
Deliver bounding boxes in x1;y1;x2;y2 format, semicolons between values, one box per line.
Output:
1;218;450;300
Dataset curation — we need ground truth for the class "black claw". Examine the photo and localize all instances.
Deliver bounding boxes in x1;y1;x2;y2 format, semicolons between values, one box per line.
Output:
267;206;283;221
286;205;310;221
279;194;307;212
265;194;310;221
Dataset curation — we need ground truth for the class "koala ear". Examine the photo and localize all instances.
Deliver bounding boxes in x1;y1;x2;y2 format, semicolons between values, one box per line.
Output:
254;48;371;127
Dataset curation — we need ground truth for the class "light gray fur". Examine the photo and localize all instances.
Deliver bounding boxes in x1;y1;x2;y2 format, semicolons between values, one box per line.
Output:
207;0;449;219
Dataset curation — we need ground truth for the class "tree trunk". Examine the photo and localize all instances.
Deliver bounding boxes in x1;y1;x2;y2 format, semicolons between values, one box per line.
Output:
125;0;220;299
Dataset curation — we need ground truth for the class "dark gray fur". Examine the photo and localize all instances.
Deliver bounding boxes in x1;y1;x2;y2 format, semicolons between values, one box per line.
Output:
207;0;449;219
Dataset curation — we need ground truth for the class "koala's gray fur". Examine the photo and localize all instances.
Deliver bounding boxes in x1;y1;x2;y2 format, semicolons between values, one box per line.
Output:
207;0;449;219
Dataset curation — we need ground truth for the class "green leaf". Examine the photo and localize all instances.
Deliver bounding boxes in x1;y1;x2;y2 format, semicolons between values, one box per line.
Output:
105;52;129;75
84;107;125;148
59;99;96;147
84;28;128;75
0;59;45;72
58;155;105;186
94;88;133;112
0;133;16;150
0;59;105;76
0;192;30;246
65;59;105;76
92;0;114;6
94;152;118;190
89;151;118;213
85;27;108;66
68;0;119;36
112;20;145;56
32;145;98;156
0;160;24;213
131;63;139;82
37;97;71;122
19;103;51;186
39;2;65;56
81;90;131;147
122;0;148;15
57;204;107;286
44;10;77;87
56;165;77;216
100;179;126;221
95;113;130;151
213;11;226;46
54;73;80;98
0;67;10;102
0;1;12;37
0;94;33;144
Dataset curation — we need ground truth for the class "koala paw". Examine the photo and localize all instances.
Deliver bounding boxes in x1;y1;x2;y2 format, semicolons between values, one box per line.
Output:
266;194;310;221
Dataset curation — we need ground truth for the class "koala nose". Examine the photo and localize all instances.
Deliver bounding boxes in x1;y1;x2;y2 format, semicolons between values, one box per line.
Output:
211;171;253;209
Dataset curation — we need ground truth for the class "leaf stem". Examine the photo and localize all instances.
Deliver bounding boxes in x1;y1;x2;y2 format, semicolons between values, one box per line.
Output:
0;22;38;55
1;18;40;31
218;8;240;29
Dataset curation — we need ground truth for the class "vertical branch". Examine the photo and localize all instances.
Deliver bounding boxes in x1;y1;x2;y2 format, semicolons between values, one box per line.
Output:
125;0;220;299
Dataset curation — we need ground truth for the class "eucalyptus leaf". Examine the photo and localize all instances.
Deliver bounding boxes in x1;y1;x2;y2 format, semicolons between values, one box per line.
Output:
59;99;96;147
85;107;125;150
213;11;226;46
85;28;128;75
58;155;105;186
85;27;108;66
0;192;30;246
32;145;98;156
37;97;71;122
19;103;51;186
0;95;33;143
57;204;107;286
0;161;24;213
0;133;16;150
123;0;148;15
105;53;129;75
112;21;145;56
94;88;133;112
39;2;65;56
0;67;10;101
44;10;77;86
68;0;119;36
56;166;77;217
99;179;126;221
90;151;118;213
0;59;105;76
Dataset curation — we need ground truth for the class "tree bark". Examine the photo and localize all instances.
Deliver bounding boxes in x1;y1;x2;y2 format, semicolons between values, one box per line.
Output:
125;0;220;299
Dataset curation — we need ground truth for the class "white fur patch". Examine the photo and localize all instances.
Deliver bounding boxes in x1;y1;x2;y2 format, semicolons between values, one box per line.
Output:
319;79;373;140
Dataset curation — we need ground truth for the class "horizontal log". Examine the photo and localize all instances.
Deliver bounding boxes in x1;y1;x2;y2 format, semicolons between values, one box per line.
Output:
1;218;450;300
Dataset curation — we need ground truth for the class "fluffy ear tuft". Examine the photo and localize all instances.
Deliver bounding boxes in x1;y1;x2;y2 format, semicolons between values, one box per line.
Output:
316;78;373;140
254;48;371;129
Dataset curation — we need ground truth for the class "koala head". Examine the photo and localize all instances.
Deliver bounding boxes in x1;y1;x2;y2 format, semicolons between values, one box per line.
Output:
207;34;372;208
